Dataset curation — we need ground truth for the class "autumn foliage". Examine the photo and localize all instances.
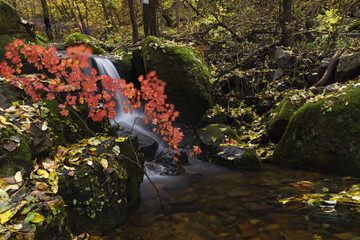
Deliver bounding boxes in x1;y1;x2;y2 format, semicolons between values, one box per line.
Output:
0;39;183;149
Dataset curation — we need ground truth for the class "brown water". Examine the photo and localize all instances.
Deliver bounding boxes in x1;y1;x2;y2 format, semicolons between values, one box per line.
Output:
108;160;360;240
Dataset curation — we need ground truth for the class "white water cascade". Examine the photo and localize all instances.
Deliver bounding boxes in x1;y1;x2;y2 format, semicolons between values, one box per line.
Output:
90;56;166;161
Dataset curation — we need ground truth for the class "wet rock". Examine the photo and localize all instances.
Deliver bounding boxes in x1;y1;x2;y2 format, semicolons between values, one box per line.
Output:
155;149;188;175
283;230;313;240
237;221;257;238
335;51;360;82
273;84;360;175
110;49;132;82
141;36;213;125
215;145;261;169
309;209;351;224
197;123;242;152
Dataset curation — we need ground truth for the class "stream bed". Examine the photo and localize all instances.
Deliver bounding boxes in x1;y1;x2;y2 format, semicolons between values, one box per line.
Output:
108;159;360;240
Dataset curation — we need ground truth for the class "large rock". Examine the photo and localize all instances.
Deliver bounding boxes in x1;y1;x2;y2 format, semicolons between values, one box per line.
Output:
57;137;144;233
0;0;37;59
63;32;105;54
273;84;360;175
197;124;260;169
110;49;133;82
266;96;297;143
0;86;50;177
271;47;297;69
215;145;261;169
197;123;242;151
141;36;213;125
335;51;360;82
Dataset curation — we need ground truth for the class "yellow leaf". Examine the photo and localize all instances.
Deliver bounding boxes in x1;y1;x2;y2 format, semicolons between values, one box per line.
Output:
112;145;120;155
46;199;60;210
115;137;127;142
41;121;48;131
100;159;108;169
0;201;27;224
88;137;101;146
30;212;45;223
36;169;49;178
14;171;22;184
48;171;58;186
0;116;7;124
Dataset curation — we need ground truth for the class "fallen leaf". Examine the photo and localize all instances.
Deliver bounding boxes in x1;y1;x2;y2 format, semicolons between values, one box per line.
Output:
3;141;18;152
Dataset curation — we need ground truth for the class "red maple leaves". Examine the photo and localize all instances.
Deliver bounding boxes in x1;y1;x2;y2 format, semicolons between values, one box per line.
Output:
0;39;183;149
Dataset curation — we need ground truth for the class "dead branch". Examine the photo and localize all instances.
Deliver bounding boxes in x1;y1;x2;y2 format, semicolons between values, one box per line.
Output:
313;47;345;87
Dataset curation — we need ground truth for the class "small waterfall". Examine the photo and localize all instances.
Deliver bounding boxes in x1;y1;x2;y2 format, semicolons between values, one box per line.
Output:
90;56;166;161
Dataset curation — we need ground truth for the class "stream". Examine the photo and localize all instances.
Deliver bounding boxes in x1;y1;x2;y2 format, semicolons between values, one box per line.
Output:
106;158;360;240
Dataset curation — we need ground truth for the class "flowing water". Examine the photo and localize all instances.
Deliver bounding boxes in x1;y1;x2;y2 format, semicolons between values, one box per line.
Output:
107;159;360;240
91;56;166;156
91;57;360;240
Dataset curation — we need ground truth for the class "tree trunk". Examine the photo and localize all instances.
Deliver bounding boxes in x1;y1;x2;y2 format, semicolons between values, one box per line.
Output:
176;0;180;33
40;0;53;40
143;0;159;36
281;0;292;46
128;0;138;43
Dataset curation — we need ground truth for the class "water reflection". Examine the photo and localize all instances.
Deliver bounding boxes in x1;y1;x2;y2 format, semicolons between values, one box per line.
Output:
109;161;360;240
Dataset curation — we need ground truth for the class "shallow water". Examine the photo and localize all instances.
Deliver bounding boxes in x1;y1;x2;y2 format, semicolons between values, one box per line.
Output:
108;159;360;240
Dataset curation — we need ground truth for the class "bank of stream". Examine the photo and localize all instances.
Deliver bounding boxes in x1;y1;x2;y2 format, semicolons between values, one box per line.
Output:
105;158;360;240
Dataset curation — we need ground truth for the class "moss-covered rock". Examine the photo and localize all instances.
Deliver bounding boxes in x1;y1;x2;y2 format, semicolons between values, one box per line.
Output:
0;128;32;177
57;137;144;233
141;36;213;125
266;96;297;143
110;49;132;81
0;0;38;59
197;124;241;148
215;145;261;169
273;84;360;175
63;32;105;54
43;98;113;147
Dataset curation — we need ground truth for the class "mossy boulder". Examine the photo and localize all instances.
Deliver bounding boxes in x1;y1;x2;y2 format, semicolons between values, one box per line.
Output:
266;96;297;143
273;85;360;175
43;98;113;147
0;128;32;177
141;36;213;125
0;0;37;59
197;124;241;149
197;124;260;169
215;145;261;169
57;137;144;233
110;49;132;82
64;32;105;54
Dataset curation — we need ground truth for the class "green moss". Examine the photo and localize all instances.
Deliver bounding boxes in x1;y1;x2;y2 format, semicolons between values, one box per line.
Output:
43;99;113;146
266;96;297;142
111;49;132;81
273;85;360;175
237;150;260;168
141;36;213;125
64;32;105;54
0;128;32;177
197;123;241;146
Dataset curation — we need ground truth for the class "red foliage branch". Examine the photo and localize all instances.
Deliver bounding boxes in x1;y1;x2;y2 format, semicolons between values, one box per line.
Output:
0;39;183;149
